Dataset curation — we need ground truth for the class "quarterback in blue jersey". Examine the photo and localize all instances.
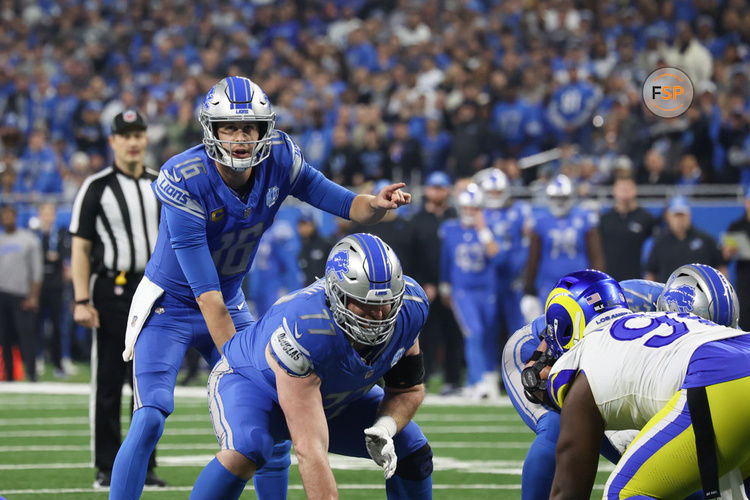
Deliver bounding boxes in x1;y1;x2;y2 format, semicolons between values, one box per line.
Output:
502;264;739;500
523;174;604;311
439;184;501;400
189;234;433;500
109;77;412;500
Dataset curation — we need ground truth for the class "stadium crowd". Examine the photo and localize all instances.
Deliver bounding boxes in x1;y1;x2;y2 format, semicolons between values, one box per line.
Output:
0;0;749;387
0;0;748;199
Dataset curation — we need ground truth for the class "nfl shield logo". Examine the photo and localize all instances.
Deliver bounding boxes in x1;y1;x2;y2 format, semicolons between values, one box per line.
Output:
243;207;252;218
266;186;279;207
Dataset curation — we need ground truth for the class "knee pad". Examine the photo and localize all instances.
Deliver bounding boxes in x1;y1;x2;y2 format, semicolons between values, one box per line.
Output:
259;441;292;472
395;444;433;481
134;406;167;439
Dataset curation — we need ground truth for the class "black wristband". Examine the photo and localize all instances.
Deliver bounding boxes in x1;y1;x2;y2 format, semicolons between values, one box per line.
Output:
74;298;90;305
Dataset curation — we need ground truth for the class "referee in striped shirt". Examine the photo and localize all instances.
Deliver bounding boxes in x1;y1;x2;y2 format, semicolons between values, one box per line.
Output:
69;109;166;488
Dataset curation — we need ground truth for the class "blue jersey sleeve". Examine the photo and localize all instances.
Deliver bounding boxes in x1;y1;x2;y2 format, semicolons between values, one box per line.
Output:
152;168;207;221
165;206;221;297
292;163;355;219
402;277;429;336
272;131;355;219
621;279;664;313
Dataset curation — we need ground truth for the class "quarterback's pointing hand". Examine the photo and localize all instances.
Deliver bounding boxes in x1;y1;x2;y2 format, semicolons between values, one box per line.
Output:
371;183;411;210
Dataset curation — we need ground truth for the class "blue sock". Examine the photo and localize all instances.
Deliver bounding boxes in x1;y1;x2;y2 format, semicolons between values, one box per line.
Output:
109;406;166;500
522;412;560;500
190;457;247;500
253;441;291;500
386;475;432;499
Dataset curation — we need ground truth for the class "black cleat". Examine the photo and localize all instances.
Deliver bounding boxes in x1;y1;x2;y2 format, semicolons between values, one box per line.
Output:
93;470;111;489
145;470;168;487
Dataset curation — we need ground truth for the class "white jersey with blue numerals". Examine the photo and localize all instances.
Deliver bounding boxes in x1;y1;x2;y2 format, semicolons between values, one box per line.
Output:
502;279;666;431
145;133;354;304
547;309;746;430
223;277;429;419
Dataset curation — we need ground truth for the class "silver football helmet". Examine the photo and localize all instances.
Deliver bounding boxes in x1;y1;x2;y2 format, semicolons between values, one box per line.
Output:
199;76;276;172
657;263;739;327
474;167;509;209
546;174;575;217
457;183;484;226
324;233;405;346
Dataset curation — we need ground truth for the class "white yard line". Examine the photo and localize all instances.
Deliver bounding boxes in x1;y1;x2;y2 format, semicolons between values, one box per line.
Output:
0;424;528;439
0;441;533;453
0;382;513;406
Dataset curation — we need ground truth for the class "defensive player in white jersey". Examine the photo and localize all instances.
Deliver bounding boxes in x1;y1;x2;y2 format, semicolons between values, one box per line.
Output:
540;269;750;499
502;263;740;499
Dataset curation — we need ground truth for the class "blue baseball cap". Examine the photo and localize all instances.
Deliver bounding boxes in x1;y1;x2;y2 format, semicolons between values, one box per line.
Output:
667;195;691;215
425;171;451;188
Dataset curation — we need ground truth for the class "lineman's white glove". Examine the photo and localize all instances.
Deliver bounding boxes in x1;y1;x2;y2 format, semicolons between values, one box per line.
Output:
364;416;398;479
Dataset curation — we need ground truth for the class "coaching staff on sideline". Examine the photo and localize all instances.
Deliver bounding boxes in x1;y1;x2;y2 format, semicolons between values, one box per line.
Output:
69;109;166;489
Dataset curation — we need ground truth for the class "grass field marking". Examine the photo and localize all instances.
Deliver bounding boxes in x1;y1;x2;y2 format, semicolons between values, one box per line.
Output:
6;483;603;495
0;383;514;407
0;424;529;438
0;413;525;427
0;441;533;454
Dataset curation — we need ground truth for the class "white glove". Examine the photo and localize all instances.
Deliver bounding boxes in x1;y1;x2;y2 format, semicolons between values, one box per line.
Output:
364;416;398;479
520;294;543;323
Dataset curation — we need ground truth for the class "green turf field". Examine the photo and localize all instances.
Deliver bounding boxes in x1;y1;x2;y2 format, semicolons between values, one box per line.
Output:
0;384;612;499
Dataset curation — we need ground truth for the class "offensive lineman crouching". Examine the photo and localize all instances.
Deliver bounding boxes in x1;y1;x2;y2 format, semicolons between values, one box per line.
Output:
190;233;433;499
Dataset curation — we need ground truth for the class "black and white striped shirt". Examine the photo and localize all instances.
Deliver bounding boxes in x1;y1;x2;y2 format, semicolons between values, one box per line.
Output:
69;166;160;275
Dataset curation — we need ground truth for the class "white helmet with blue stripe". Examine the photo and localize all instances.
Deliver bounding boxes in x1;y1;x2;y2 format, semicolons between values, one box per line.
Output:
474;167;509;209
199;76;276;172
324;233;406;345
546;174;575;217
657;263;739;327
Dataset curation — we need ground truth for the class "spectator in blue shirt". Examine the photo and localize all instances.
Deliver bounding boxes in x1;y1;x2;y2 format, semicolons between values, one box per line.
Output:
14;128;61;195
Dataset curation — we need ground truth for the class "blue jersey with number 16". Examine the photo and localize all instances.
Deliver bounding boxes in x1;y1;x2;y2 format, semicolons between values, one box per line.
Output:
145;132;355;305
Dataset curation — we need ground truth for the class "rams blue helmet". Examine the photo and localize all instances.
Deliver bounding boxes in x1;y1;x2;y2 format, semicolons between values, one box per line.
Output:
657;263;739;327
544;270;628;357
199;76;276;172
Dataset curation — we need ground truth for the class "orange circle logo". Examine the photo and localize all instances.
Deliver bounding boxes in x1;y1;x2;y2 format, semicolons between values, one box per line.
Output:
642;68;694;118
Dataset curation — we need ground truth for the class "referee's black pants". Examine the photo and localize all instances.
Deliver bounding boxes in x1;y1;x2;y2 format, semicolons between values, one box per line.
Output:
92;273;156;473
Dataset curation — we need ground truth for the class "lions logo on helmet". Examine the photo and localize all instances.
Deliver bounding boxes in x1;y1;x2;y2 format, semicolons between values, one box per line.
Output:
324;233;405;346
456;183;484;226
546;174;575;217
544;270;628;357
474;167;509;209
657;263;739;327
199;76;276;172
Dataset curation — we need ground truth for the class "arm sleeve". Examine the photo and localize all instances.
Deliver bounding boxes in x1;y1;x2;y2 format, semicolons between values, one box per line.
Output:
165;206;221;297
291;163;356;219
